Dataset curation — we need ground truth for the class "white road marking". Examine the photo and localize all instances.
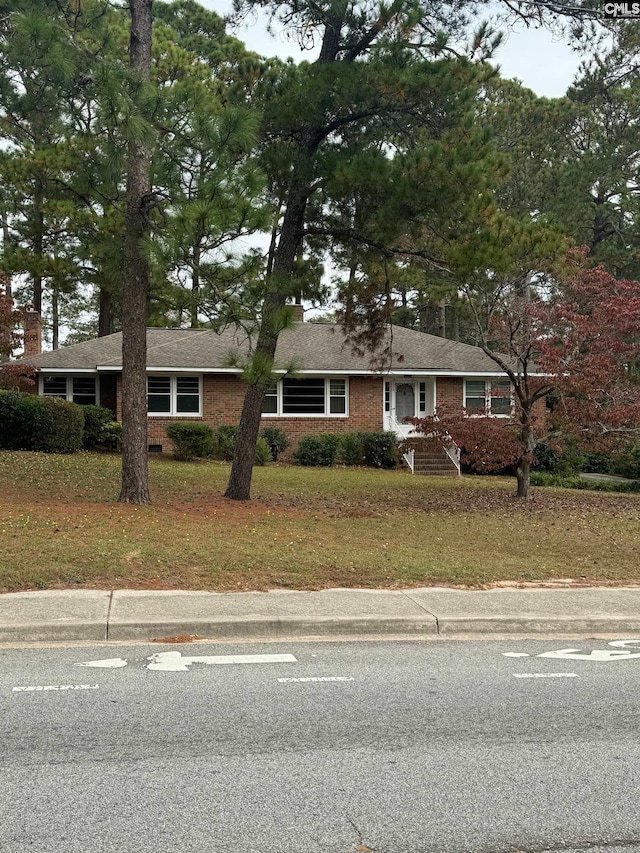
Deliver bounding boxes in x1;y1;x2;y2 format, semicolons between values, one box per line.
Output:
13;684;99;692
146;651;297;672
76;658;128;669
538;648;640;662
513;673;578;679
503;653;531;658
278;676;354;683
609;639;640;648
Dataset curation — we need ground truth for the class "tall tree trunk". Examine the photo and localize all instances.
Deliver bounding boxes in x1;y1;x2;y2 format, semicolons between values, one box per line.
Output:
0;209;10;295
190;242;200;328
32;184;44;316
52;285;59;350
225;151;314;501
98;286;116;337
450;301;460;341
119;0;152;505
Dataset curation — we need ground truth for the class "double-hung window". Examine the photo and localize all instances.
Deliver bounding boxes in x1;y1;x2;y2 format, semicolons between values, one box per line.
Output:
490;380;512;416
42;376;97;406
262;377;348;416
464;379;513;417
147;375;201;416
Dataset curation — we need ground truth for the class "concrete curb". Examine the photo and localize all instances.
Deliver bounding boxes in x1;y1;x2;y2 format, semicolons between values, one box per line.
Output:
2;587;640;644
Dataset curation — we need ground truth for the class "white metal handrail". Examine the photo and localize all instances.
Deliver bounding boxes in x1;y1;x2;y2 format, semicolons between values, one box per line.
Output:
402;447;415;474
444;442;461;475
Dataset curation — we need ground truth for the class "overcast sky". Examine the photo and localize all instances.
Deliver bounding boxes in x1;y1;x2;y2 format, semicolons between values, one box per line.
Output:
199;0;582;97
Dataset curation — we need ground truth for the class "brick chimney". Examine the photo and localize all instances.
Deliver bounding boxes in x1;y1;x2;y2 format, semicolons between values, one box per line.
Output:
290;302;304;323
23;306;42;357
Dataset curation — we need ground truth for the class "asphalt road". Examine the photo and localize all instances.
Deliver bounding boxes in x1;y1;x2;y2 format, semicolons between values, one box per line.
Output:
2;638;640;853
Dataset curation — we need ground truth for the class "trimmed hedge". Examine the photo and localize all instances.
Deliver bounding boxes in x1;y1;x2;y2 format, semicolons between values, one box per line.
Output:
340;432;366;466
166;422;215;461
82;405;119;450
360;431;398;469
294;433;341;466
293;431;399;468
0;391;84;453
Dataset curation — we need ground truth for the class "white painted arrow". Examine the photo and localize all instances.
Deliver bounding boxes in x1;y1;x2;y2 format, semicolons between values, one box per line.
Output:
75;658;128;668
145;652;297;672
537;648;640;662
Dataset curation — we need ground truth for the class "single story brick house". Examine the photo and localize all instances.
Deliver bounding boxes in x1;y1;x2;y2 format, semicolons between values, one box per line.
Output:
23;307;542;473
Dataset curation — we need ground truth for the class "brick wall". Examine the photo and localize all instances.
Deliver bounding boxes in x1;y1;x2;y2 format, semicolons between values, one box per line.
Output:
117;374;384;454
115;372;547;454
435;377;463;410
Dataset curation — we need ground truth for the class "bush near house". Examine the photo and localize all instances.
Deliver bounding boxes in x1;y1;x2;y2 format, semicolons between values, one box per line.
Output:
260;426;290;461
294;433;341;466
254;437;272;466
212;424;238;461
294;431;399;468
360;431;398;469
82;405;121;451
208;424;272;465
0;390;84;453
340;432;366;466
166;422;215;461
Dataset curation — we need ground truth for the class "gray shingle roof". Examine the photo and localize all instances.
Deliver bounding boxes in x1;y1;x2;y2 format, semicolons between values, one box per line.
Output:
26;323;504;374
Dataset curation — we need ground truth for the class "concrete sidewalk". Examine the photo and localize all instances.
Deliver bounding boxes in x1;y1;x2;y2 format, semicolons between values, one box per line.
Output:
2;587;640;643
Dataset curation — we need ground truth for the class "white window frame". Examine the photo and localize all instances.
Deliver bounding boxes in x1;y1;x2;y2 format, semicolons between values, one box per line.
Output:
40;375;99;406
146;374;202;417
464;378;513;418
262;376;349;418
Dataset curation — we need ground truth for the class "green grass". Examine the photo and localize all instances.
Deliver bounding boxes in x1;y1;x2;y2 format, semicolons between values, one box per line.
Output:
1;451;639;592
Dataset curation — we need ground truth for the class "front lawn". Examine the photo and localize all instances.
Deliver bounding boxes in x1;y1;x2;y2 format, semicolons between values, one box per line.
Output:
1;451;638;592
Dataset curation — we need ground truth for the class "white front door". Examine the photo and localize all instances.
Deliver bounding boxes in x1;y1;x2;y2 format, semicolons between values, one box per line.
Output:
396;383;415;422
384;379;434;436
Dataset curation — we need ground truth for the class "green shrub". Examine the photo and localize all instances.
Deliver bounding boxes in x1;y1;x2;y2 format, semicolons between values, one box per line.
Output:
213;424;238;461
82;405;117;450
294;433;341;466
614;444;640;480
339;432;365;466
581;451;612;474
254;436;272;466
260;426;290;461
101;421;122;451
39;397;84;453
166;422;215;461
0;391;83;453
534;439;585;476
211;424;272;465
0;391;48;450
361;431;398;469
530;471;640;493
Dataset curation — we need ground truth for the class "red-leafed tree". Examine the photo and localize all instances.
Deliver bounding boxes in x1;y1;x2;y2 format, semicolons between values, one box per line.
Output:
0;275;35;390
411;255;640;498
536;261;640;453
